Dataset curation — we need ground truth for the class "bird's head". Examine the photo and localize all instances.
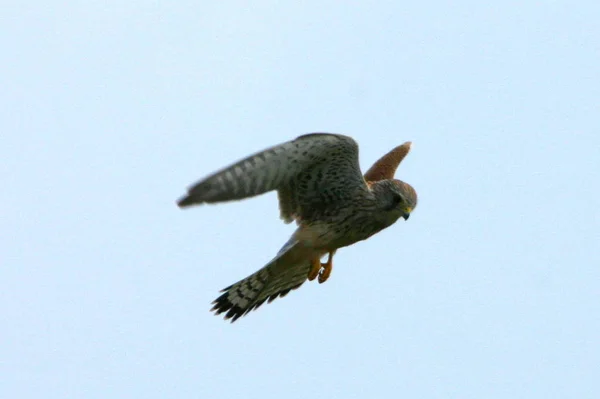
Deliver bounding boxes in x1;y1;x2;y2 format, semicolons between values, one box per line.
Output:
389;179;417;220
371;179;418;223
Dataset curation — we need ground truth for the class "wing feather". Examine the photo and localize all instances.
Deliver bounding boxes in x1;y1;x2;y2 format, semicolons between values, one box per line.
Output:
177;133;364;211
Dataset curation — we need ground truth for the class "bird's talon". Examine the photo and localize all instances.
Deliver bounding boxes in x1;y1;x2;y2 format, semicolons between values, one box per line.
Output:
318;255;333;284
307;257;321;281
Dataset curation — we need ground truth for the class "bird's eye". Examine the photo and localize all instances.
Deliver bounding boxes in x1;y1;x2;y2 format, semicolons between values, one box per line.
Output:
392;194;403;205
386;193;403;210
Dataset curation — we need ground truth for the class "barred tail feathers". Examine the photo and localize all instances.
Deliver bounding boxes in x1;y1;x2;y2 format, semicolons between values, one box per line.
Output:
211;241;311;322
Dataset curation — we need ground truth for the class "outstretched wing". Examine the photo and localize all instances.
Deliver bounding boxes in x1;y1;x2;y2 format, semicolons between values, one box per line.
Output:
211;238;312;322
363;141;412;182
177;133;367;223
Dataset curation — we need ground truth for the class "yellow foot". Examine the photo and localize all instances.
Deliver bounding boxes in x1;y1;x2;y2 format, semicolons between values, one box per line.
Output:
307;257;321;281
318;252;334;284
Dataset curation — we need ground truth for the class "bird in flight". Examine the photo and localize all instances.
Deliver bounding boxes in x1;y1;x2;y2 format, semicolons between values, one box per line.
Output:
177;133;417;322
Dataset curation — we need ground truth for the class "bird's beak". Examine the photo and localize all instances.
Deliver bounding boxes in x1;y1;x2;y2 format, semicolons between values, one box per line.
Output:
402;207;412;220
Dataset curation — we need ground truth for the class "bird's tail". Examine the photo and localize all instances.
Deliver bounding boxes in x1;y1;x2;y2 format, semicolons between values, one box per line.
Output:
211;239;312;322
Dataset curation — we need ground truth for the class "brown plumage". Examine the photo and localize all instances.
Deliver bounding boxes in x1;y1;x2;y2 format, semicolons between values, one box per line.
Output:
178;133;417;322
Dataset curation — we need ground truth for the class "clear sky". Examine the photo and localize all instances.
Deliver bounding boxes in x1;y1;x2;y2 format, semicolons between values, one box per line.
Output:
2;2;599;398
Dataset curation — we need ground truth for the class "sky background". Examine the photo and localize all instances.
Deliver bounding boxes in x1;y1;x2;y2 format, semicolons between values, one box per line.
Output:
2;2;599;398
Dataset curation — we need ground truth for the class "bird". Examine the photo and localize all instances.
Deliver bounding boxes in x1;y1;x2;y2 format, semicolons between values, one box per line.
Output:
177;133;417;322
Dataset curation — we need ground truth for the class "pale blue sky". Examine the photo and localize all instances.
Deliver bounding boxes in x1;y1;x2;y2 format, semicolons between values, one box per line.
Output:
2;2;599;398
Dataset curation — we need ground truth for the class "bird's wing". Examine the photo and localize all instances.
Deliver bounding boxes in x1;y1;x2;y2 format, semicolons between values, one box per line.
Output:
211;238;312;322
273;134;367;223
363;141;412;182
178;133;367;224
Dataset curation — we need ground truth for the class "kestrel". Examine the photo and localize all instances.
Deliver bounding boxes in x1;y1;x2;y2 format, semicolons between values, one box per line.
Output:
177;133;417;322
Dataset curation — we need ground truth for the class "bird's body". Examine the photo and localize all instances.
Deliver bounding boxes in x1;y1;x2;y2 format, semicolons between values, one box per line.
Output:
178;133;417;322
